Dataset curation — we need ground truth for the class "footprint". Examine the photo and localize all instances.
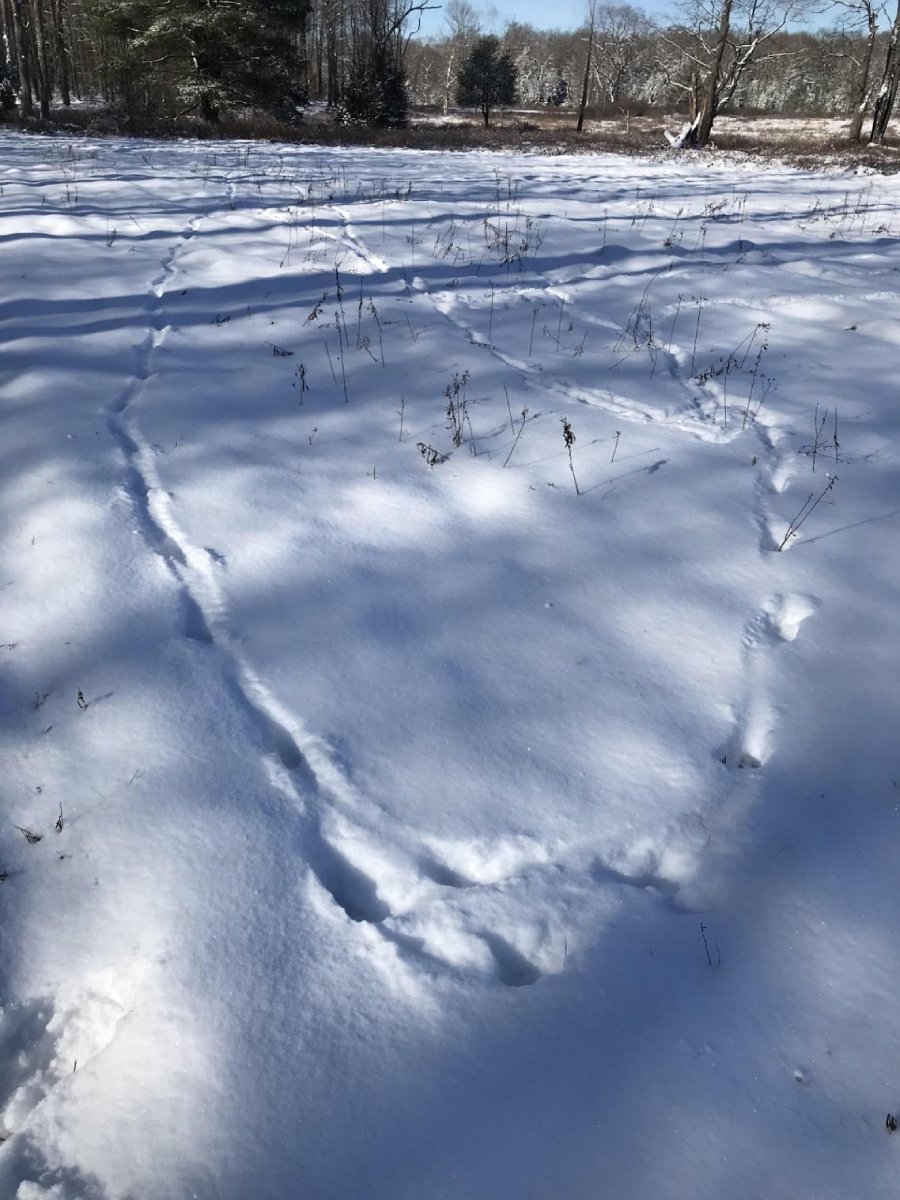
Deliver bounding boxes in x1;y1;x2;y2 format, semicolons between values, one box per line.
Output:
764;593;818;642
419;835;550;888
0;1001;56;1138
483;933;542;987
123;464;149;499
719;595;815;769
258;713;307;774
0;1144;106;1199
0;992;127;1140
120;466;187;567
418;857;475;889
591;850;680;897
718;699;775;770
222;671;317;787
722;746;763;770
768;456;795;495
181;593;213;644
306;827;391;924
759;513;785;553
107;417;138;454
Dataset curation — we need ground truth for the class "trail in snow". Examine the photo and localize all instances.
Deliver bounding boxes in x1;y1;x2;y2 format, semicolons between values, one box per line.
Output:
1;136;899;1200
102;205;400;925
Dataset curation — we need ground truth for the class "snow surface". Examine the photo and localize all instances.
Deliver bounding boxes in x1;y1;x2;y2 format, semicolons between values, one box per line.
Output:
1;133;899;1199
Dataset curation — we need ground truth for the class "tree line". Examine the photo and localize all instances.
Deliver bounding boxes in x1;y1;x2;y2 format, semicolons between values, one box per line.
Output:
2;0;900;144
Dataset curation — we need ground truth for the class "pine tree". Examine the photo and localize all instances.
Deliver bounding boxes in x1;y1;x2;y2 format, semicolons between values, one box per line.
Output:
0;63;15;112
89;0;310;121
344;41;408;126
457;35;517;126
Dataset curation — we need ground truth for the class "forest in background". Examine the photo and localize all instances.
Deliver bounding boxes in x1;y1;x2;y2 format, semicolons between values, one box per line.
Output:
1;0;898;144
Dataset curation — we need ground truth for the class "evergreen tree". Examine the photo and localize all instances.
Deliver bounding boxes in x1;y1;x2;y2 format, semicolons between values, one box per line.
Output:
457;35;517;126
0;63;16;112
89;0;310;121
344;42;408;126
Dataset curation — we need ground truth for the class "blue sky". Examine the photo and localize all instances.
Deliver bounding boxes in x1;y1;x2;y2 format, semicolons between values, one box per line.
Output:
414;0;835;39
415;0;681;39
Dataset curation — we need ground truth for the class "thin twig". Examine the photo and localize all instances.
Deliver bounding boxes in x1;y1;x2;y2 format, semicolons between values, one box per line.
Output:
504;384;515;435
503;406;529;468
778;476;838;550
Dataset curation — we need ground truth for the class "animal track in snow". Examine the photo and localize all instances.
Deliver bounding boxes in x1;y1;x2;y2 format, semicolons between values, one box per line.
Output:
0;1002;56;1140
119;461;186;566
0;993;127;1142
150;219;200;298
309;826;696;988
100;210;427;963
718;700;775;771
418;857;475;889
719;593;819;769
753;421;796;497
300;824;560;986
221;668;319;792
763;593;819;642
414;278;735;445
419;834;552;888
102;200;740;996
482;933;543;987
305;824;392;924
591;853;680;898
321;207;390;276
181;592;213;644
767;457;796;497
106;222;215;648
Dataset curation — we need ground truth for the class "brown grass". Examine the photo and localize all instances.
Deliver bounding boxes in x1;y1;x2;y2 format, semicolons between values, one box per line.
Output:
5;103;900;170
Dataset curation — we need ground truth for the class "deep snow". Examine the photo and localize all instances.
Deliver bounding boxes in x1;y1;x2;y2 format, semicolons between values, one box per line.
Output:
1;133;899;1199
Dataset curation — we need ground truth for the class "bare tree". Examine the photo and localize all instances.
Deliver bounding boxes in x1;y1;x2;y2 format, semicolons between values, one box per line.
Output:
30;0;54;119
49;0;71;105
576;0;597;130
593;4;653;105
870;0;900;141
3;0;34;115
664;0;808;147
442;0;478;113
832;0;879;140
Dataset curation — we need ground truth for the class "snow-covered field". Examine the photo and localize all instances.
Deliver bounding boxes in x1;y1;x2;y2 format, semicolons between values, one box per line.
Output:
2;133;899;1198
417;109;871;148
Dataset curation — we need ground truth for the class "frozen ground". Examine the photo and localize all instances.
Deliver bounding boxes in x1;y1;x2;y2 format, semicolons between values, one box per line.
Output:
1;134;899;1198
416;109;874;148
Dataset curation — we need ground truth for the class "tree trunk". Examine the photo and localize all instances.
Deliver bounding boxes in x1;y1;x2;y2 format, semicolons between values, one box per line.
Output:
443;45;454;114
1;0;10;65
30;0;53;120
848;10;877;141
693;0;732;148
50;0;69;105
689;70;699;120
576;22;593;132
326;23;338;106
199;89;219;122
293;8;309;104
9;0;34;116
192;44;220;121
871;2;900;142
64;0;79;97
